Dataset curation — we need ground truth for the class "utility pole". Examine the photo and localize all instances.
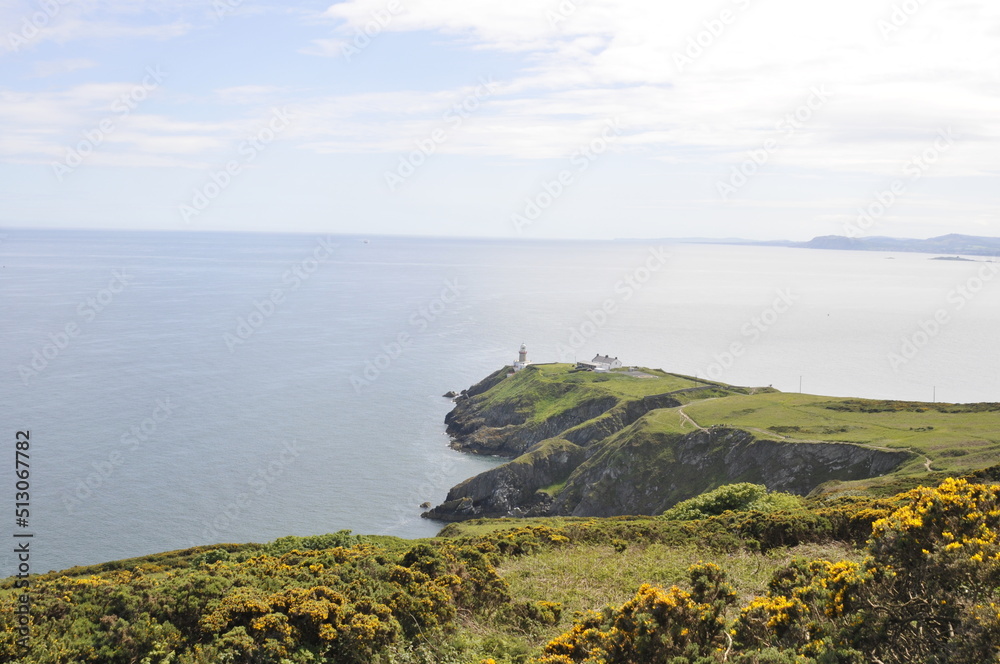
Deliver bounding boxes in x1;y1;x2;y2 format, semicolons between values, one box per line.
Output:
799;376;802;393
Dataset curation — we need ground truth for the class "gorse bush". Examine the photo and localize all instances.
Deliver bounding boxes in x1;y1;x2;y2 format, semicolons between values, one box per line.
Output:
536;478;1000;664
732;478;1000;662
0;537;524;663
264;529;363;555
533;563;736;664
3;480;999;663
661;483;802;521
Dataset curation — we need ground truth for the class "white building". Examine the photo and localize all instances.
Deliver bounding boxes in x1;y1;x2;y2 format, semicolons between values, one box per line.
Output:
512;343;530;371
592;354;623;370
576;354;623;371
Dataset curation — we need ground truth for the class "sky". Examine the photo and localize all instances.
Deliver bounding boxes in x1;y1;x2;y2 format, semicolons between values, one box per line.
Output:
0;0;998;240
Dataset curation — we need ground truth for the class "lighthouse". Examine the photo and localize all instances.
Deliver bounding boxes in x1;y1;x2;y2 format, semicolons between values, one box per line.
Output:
513;343;529;371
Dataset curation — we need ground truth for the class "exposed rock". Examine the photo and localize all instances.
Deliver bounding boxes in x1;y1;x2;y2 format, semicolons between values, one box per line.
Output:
442;391;457;399
445;395;618;457
443;373;683;457
551;426;911;517
422;439;585;521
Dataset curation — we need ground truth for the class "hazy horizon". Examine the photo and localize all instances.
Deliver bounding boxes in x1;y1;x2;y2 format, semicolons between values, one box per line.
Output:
4;227;998;245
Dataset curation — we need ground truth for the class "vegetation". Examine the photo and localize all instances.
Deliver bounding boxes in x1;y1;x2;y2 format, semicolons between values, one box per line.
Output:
528;478;1000;664
469;364;713;426
680;392;1000;478
438;365;1000;522
660;483;802;521
7;477;1000;662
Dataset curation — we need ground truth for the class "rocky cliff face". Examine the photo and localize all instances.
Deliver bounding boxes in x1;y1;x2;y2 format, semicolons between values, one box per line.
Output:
445;395;619;457
422;438;586;521
425;369;913;522
551;426;911;517
425;423;910;522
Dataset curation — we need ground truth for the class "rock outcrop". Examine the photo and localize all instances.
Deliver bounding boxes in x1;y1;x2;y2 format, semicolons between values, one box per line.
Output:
422;438;585;521
551;426;911;517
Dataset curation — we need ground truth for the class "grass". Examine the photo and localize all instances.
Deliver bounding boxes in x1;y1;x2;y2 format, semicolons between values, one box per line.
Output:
491;538;862;652
539;480;567;496
677;392;1000;476
433;516;868;659
446;365;1000;522
475;364;715;425
631;408;698;437
500;539;862;613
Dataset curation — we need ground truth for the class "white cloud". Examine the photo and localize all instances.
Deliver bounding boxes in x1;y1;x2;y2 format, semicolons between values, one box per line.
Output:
0;83;276;170
303;0;1000;177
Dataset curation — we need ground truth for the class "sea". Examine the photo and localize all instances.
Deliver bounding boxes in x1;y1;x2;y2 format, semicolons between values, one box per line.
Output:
2;229;999;576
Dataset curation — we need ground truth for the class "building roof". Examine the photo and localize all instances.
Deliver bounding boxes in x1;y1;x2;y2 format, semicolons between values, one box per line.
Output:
592;354;619;364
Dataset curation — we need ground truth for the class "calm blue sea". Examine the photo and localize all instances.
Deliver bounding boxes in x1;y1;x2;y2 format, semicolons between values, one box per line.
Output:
2;230;998;575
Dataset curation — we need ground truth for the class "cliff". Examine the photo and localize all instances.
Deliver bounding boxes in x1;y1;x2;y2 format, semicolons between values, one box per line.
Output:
425;422;910;522
425;364;1000;522
549;425;908;517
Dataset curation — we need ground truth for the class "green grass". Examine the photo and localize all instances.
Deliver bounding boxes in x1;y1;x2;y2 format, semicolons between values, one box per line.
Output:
454;366;1000;514
678;392;1000;475
493;539;861;652
539;480;567;496
476;364;715;424
500;539;861;613
635;408;702;437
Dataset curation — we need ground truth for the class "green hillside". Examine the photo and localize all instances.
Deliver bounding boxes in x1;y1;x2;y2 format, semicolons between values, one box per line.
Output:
468;364;724;424
677;393;1000;475
431;365;1000;521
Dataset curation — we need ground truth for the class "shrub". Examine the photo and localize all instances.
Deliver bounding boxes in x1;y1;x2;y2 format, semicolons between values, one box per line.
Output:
532;563;736;664
264;530;362;555
734;478;1000;664
661;484;802;521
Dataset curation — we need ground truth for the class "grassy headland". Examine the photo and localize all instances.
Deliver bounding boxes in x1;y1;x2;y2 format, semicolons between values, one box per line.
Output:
429;364;999;521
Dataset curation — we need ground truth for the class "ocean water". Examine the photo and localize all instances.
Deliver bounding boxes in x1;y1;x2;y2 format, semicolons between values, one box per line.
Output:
1;230;998;576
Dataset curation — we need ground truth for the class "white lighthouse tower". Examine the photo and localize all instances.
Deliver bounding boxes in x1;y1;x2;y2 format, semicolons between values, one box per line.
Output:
513;343;529;371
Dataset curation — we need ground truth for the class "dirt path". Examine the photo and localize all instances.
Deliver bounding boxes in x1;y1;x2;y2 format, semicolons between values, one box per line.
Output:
866;444;934;472
677;406;707;432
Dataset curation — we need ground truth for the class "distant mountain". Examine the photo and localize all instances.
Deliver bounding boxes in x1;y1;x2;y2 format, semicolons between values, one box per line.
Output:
793;234;1000;256
672;234;1000;257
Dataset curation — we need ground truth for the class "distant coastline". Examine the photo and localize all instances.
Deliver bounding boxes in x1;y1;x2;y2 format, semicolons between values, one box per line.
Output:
659;233;1000;258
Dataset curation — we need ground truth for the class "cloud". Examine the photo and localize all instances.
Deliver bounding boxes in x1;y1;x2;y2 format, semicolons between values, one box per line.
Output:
3;0;1000;187
0;0;206;55
0;83;274;171
300;0;1000;177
